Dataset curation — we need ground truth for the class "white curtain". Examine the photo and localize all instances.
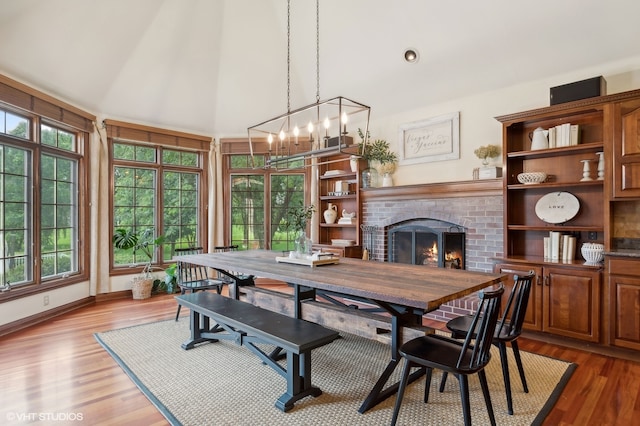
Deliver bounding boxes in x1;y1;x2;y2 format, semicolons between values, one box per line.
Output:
90;119;111;295
208;139;224;248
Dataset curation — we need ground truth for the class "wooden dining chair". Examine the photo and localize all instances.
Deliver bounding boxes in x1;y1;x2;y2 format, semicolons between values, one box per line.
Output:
440;273;535;415
174;247;224;321
390;284;504;426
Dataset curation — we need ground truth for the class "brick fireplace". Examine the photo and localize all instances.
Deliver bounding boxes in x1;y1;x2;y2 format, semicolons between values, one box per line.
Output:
388;222;465;269
360;180;503;322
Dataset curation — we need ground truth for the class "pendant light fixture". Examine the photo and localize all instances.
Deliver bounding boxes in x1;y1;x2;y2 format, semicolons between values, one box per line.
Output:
248;0;371;169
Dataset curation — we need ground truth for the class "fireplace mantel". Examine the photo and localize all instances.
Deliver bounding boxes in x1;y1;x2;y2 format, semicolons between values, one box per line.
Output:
361;178;502;201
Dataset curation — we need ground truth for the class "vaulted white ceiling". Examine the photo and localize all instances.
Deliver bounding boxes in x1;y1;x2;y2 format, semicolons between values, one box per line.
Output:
1;0;640;137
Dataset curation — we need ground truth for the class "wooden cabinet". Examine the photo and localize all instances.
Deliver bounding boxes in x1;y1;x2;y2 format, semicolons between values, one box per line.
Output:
607;256;640;350
495;261;601;342
495;98;612;343
497;104;606;259
314;154;363;258
493;262;542;330
612;97;640;198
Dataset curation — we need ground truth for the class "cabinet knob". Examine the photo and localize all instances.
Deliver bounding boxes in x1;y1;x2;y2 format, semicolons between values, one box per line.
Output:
536;275;543;286
544;275;550;286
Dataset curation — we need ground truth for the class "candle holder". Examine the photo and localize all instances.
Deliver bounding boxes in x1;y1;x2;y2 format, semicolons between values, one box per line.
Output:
580;159;593;181
596;152;604;180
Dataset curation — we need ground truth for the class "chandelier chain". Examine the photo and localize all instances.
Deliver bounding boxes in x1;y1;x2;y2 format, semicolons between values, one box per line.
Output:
287;0;291;113
315;0;320;103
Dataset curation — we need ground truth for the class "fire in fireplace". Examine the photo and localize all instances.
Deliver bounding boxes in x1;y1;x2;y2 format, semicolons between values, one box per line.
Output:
388;224;465;269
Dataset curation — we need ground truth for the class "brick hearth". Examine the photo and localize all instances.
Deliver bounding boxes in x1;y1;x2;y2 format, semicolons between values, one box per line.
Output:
360;179;503;322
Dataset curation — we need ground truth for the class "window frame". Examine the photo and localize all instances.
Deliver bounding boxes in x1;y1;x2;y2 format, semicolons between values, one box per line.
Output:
221;139;311;250
108;134;210;277
0;107;90;302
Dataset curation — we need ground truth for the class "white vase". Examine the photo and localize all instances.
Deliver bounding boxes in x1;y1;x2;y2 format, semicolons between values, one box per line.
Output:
350;155;358;173
382;172;393;187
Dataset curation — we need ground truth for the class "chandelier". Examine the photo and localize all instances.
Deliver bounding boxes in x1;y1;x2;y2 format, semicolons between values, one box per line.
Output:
248;0;371;169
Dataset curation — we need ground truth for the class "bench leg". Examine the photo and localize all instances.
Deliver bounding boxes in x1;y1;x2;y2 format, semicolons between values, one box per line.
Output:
181;310;219;350
275;351;322;412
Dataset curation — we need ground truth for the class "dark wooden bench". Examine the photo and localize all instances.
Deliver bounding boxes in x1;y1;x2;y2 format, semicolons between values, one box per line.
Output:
175;292;340;412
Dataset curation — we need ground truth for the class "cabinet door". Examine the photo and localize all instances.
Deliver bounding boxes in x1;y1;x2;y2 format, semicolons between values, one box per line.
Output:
613;98;640;198
493;263;543;331
609;274;640;351
543;266;601;342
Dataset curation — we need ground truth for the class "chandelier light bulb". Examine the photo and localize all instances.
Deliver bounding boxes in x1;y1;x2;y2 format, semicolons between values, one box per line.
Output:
293;126;300;145
341;112;348;134
279;130;286;141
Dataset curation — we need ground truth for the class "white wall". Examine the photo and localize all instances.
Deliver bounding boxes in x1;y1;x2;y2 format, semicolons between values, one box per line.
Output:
0;281;90;327
369;55;640;186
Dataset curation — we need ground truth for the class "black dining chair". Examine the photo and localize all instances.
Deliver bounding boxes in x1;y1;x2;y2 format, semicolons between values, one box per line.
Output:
440;273;535;415
212;245;255;298
390;284;504;426
174;247;224;321
212;245;240;283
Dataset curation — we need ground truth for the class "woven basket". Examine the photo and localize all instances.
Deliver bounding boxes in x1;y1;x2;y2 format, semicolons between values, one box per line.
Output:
132;277;153;300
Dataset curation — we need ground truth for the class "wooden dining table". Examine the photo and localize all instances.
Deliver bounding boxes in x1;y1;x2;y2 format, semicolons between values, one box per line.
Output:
175;249;507;413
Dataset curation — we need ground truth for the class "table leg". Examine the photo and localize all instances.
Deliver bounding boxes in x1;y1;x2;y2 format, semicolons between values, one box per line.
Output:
358;309;425;413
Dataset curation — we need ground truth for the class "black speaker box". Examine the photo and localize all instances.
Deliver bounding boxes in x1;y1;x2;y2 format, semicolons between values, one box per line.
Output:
326;135;353;148
550;76;606;105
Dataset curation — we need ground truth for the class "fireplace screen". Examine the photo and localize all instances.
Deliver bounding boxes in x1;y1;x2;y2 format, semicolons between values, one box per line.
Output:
388;226;465;269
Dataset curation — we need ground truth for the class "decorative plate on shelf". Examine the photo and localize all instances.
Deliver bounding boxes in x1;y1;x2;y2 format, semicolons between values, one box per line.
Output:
534;191;580;224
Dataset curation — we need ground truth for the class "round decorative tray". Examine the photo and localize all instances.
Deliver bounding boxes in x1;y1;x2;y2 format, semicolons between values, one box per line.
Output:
517;172;547;184
534;191;580;224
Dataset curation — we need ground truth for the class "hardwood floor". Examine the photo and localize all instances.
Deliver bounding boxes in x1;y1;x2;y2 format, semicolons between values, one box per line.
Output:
1;292;639;425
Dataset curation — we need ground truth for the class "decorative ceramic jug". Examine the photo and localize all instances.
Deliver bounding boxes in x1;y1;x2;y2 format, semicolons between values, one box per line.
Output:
529;127;549;150
323;203;338;224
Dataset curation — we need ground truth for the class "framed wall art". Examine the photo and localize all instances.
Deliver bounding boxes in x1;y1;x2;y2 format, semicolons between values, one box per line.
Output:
398;111;460;165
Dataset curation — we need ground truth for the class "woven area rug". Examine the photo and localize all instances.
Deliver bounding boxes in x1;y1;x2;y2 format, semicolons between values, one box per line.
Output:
95;319;575;426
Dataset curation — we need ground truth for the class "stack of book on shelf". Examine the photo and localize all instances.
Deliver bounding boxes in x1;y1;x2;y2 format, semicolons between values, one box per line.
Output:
548;123;579;148
544;231;577;261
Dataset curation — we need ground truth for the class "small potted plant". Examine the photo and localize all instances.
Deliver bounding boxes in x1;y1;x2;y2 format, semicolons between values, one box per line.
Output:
163;263;178;294
357;128;398;187
284;204;316;256
113;228;165;299
474;144;501;166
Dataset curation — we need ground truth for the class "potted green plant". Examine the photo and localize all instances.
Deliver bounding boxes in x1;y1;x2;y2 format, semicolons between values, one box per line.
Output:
164;263;178;294
112;228;166;299
284;204;316;255
357;128;398;187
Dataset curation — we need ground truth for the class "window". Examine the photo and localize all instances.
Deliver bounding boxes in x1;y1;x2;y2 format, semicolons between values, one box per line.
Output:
0;144;32;286
228;153;307;251
0;111;85;291
111;142;206;270
40;153;78;278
